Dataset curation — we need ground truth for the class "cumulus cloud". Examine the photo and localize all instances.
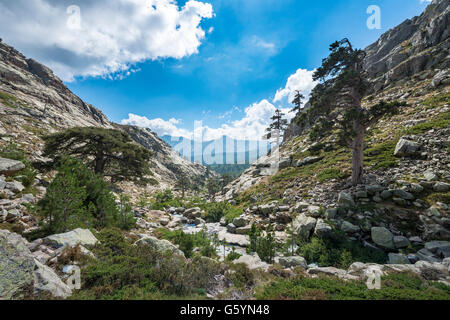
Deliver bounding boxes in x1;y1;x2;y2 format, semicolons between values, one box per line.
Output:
273;68;318;106
122;99;295;141
0;0;213;81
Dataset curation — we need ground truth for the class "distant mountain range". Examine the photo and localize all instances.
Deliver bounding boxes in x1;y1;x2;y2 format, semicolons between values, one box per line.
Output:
162;135;272;166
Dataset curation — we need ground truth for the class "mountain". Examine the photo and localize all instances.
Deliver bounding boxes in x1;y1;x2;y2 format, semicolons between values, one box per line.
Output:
0;40;216;193
162;135;272;165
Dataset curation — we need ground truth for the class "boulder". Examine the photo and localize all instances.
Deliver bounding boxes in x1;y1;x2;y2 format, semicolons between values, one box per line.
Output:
393;236;410;249
433;182;449;192
423;170;438;181
341;221;360;234
278;158;291;169
0;230;71;299
234;254;269;271
0;157;25;175
338;192;355;208
232;217;247;228
393;189;414;200
388;253;410;264
135;235;185;257
5;181;24;193
292;214;317;240
424;241;450;258
307;205;322;217
278;256;307;268
294;156;321;167
371;227;395;249
43;228;98;249
394;138;421;157
314;219;333;237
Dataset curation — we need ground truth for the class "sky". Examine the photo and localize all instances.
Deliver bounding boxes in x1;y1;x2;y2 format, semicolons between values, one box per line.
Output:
0;0;432;141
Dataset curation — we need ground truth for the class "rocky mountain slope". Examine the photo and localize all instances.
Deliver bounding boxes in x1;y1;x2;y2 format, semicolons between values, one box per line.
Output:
0;40;214;191
214;0;449;264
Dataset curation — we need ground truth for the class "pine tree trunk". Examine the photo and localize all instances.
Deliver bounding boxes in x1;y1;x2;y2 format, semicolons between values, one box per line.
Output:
351;121;365;186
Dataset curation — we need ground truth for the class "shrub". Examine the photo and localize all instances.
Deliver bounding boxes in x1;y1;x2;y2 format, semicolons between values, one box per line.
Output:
37;158;129;234
70;228;218;300
256;272;450;300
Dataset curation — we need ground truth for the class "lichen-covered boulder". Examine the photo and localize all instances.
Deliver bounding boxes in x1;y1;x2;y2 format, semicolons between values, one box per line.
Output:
0;157;25;175
135;235;185;257
0;230;71;299
43;228;99;249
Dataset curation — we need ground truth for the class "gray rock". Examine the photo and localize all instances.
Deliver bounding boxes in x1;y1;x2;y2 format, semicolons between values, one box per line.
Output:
424;241;450;258
371;227;395;249
380;190;392;199
314;219;333;237
43;228;99;249
0;230;71;299
232;217;247;228
278;158;291;169
341;221;360;234
355;190;368;198
20;193;35;203
338;192;355;208
423;170;438;182
416;248;441;263
235;226;251;235
294;156;321;167
393;189;414;200
325;208;337;219
394;236;410;249
433;182;449;192
307;205;322;217
410;183;424;194
234;254;269;270
226;223;237;233
5;181;24;193
0;157;25;175
366;185;384;195
394;138;421;157
135;235;185;257
388;253;410;264
278;256;307;268
292;214;317;240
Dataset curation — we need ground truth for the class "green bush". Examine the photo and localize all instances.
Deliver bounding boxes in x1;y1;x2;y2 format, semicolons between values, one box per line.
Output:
248;225;277;263
151;189;183;210
256;272;450;300
201;202;243;223
299;234;386;268
37;158;133;234
70;228;216;300
155;228;217;259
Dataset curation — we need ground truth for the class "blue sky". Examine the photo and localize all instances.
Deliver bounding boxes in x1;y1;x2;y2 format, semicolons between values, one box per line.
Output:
0;0;431;140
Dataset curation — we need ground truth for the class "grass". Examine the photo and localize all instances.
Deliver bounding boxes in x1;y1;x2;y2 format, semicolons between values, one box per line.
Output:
0;91;27;109
256;272;450;300
404;111;450;135
421;92;450;110
364;140;399;169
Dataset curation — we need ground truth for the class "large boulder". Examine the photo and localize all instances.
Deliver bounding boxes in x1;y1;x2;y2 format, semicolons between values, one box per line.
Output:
371;227;395;249
135;235;185;257
341;221;360;234
234;254;269;271
388;253;410;264
278;256;307;269
43;228;99;249
394;138;421;157
314;219;333;237
338;192;355;208
292;214;317;240
0;230;71;299
0;157;25;175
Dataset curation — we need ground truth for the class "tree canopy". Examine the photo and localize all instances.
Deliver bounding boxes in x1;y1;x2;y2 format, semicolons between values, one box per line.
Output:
43;127;152;183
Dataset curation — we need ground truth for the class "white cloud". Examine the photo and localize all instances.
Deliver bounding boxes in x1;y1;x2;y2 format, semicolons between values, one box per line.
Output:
273;68;318;105
122;99;296;141
420;0;432;3
0;0;213;81
122;114;192;138
121;67;313;141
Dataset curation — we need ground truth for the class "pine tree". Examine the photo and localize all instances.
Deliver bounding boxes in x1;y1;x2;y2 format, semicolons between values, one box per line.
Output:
310;38;399;186
265;109;288;145
291;90;305;114
43;127;152;183
175;174;190;199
